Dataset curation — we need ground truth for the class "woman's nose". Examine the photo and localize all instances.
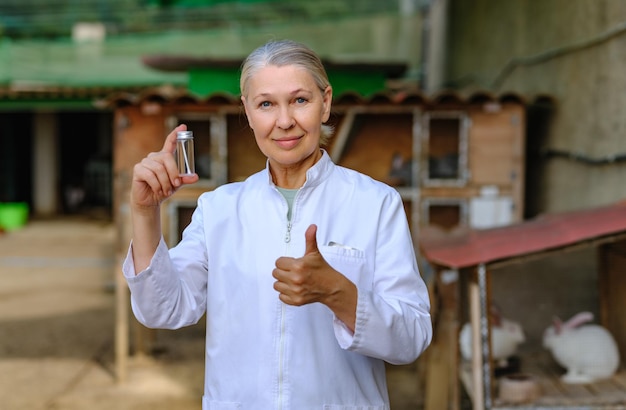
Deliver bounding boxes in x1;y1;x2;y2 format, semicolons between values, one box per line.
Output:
276;107;295;129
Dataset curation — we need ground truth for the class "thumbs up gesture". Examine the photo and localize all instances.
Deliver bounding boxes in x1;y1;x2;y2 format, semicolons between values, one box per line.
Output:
273;224;357;331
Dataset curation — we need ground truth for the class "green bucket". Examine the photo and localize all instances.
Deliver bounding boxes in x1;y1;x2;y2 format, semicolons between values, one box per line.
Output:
0;202;29;231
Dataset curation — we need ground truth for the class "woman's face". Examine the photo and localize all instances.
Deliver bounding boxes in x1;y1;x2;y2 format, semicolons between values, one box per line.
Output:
241;64;332;170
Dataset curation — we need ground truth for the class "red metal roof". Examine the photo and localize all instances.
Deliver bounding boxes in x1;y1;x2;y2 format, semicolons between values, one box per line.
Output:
97;85;546;109
419;201;626;269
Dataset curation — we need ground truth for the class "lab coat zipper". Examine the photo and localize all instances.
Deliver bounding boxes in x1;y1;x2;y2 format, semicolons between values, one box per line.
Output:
278;191;293;410
278;301;285;410
284;220;292;243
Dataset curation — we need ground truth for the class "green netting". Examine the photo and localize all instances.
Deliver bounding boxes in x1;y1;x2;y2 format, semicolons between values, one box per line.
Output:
0;0;403;38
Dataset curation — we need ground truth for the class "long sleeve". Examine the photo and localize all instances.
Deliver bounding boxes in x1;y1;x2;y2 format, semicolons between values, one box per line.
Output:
328;188;432;364
123;205;209;329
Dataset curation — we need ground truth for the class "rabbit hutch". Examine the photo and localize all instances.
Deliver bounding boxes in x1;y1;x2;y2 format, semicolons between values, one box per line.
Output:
103;54;530;382
419;200;626;410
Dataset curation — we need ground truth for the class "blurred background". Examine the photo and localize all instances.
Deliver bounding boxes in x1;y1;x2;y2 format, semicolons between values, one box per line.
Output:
1;1;626;409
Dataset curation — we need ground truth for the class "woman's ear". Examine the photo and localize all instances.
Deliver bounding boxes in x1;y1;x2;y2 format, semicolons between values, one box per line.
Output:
241;96;253;129
321;86;332;122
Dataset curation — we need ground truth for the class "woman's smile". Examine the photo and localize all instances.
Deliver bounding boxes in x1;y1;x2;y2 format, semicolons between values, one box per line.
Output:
274;135;303;149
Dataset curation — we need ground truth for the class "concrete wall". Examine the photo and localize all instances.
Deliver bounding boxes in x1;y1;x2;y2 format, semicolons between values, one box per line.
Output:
443;0;626;213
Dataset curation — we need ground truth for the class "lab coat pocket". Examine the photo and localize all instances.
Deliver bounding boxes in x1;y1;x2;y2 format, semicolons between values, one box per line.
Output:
203;397;242;409
323;404;387;410
319;244;370;289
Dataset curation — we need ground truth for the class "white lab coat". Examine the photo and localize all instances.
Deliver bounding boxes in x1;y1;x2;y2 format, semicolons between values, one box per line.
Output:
124;150;432;409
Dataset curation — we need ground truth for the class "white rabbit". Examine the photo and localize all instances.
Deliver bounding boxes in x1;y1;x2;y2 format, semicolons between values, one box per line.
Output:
543;311;620;384
459;307;526;366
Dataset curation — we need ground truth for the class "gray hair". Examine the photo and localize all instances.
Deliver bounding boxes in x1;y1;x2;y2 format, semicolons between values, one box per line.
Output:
240;39;334;144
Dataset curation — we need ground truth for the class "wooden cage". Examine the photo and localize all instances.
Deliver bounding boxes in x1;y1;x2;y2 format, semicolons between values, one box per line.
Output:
420;201;626;410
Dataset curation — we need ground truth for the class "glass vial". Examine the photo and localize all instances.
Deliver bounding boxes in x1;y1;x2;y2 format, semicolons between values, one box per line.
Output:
176;130;195;175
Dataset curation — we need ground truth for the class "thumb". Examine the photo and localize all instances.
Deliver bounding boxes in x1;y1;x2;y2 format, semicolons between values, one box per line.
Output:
304;224;318;256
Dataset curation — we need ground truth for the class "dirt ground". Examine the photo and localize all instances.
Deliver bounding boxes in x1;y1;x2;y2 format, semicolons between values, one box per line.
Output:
0;216;424;410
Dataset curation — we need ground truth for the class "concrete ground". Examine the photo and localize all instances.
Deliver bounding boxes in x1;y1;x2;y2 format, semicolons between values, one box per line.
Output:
0;217;423;410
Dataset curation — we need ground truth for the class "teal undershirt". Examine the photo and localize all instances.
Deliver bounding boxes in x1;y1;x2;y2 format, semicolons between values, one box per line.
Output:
276;187;299;221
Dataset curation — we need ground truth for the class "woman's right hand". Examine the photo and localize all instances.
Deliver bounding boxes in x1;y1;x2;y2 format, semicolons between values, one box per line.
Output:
130;124;199;213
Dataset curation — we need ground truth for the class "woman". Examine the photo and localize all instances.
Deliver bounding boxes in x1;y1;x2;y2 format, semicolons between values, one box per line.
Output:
124;39;432;409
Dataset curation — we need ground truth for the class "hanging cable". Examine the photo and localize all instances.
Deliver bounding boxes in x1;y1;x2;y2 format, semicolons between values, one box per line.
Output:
542;148;626;165
492;20;626;89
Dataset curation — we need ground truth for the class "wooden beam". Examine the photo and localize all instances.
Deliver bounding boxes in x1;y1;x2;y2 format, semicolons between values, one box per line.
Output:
330;108;356;163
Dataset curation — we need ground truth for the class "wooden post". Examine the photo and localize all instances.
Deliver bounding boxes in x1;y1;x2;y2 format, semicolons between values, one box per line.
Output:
469;281;484;410
115;255;129;383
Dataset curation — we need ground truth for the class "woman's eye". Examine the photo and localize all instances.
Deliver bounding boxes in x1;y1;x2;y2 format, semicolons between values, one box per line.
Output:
260;101;271;108
295;97;307;104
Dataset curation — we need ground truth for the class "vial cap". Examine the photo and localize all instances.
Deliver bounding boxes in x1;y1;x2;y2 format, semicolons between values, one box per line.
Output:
177;130;193;140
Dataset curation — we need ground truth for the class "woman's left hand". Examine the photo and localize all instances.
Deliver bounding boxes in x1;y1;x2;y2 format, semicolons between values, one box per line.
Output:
273;224;357;331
